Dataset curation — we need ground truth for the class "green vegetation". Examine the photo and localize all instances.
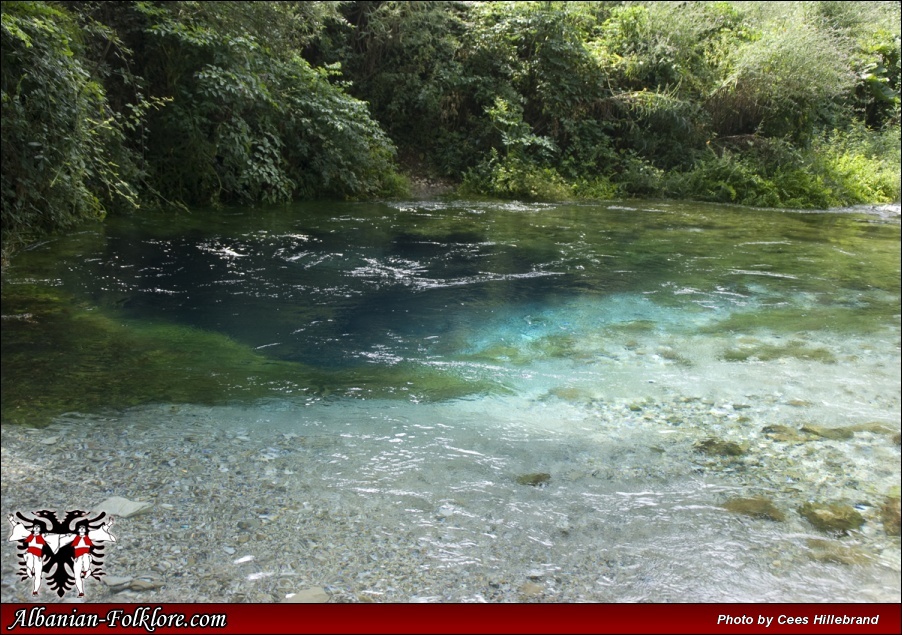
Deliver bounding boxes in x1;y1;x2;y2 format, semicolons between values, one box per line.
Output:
1;2;139;245
339;1;900;205
2;1;900;250
1;1;403;251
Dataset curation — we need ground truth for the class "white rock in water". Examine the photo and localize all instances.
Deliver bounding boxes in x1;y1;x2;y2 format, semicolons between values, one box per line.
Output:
102;576;133;589
94;496;153;518
281;587;330;603
40;436;59;445
130;578;163;591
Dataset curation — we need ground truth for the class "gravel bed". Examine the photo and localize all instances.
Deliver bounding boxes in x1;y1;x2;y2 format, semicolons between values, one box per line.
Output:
3;386;899;604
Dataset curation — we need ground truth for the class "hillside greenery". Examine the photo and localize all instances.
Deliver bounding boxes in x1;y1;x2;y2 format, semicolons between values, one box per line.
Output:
2;1;899;250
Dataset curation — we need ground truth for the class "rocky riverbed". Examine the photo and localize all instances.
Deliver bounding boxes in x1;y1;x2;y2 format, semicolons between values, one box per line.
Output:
2;389;899;604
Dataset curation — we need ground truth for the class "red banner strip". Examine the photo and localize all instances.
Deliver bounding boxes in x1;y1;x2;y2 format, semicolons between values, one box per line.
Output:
1;603;898;635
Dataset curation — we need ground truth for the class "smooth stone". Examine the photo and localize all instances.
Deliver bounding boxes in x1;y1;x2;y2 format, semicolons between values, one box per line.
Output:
798;502;865;535
237;519;261;532
848;422;894;434
94;496;153;519
880;497;901;536
516;473;551;487
806;539;872;565
693;438;745;457
129;578;163;591
282;587;330;603
519;582;544;597
723;496;785;522
545;387;590;401
102;576;133;589
40;436;59;445
436;503;455;518
799;424;854;440
761;425;810;443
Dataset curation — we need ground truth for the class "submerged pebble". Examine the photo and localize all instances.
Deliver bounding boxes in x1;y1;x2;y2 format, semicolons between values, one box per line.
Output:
798;502;866;535
693;437;745;457
800;424;855;441
806;539;873;566
881;497;901;536
519;582;544;598
282;587;330;603
516;473;551;487
94;496;153;519
761;425;811;444
723;496;786;522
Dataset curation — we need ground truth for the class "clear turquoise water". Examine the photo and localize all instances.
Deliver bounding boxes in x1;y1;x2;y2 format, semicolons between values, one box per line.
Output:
1;200;899;601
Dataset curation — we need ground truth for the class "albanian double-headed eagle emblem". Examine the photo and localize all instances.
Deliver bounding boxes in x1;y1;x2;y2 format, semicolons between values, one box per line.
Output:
7;510;116;598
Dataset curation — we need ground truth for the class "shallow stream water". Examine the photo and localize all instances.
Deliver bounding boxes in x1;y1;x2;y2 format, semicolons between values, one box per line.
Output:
1;199;899;602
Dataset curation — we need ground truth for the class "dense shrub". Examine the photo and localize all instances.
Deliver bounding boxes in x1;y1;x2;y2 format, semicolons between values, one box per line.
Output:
1;0;406;252
337;1;468;168
331;1;899;206
811;125;901;204
1;1;138;247
708;21;855;141
132;1;403;205
460;150;573;201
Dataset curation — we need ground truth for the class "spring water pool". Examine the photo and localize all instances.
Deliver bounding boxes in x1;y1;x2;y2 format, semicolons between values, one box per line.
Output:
1;199;899;602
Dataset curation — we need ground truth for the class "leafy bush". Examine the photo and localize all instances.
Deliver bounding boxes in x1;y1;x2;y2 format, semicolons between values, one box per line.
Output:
461;150;573;201
851;28;901;129
572;176;619;200
664;122;901;209
1;0;411;252
613;153;666;197
135;2;402;205
811;125;901;204
337;1;467;166
708;20;856;140
1;1;138;247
